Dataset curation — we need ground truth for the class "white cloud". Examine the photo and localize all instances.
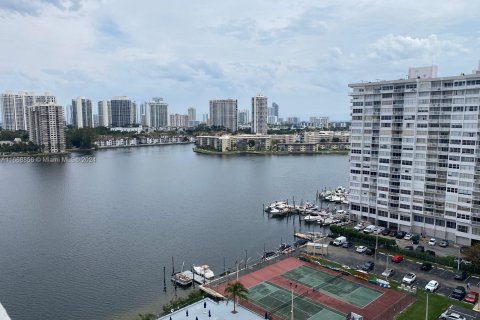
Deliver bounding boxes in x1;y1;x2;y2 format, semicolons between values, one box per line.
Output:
368;34;468;61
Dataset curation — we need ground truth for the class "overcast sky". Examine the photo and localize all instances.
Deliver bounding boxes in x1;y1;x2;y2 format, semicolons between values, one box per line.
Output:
1;0;480;120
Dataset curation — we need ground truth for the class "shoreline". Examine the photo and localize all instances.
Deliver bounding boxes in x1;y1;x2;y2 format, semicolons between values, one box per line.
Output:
193;148;349;156
0;151;71;158
91;141;194;151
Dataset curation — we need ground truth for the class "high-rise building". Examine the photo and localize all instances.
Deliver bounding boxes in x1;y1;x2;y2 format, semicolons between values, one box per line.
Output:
267;107;278;124
238;109;250;125
110;97;136;127
209;99;238;132
188;107;196;122
309;116;329;128
348;64;480;246
169;114;188;128
71;97;93;128
145;97;168;129
272;102;279;117
98;100;111;127
27;103;65;153
252;94;268;134
1;91;56;131
202;113;209;124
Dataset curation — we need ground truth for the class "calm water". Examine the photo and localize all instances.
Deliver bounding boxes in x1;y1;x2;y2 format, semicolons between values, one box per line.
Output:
0;145;349;320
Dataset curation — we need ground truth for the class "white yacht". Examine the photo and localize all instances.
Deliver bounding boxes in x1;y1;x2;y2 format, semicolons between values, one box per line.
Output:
193;265;215;279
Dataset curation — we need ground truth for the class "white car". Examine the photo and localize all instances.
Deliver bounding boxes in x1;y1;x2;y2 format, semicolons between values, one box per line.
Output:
382;268;395;277
402;272;416;284
403;233;413;240
373;227;385;234
439;310;466;320
353;223;365;231
428;238;436;246
425;280;439;292
356;246;367;253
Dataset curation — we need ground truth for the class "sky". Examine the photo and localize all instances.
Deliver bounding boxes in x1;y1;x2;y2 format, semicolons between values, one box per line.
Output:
1;0;480;120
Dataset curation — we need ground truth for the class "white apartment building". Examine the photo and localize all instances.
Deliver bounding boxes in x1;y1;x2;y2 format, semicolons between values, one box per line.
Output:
72;97;93;128
209;99;238;132
348;64;480;246
98;100;111;127
252;94;268;134
28;103;65;153
1;91;56;131
145;98;168;129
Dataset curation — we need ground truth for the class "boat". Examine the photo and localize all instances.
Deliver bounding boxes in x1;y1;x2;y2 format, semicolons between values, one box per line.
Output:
172;271;193;286
193;265;215;279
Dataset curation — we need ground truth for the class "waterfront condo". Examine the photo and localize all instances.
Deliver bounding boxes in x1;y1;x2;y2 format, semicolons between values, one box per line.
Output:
348;64;480;246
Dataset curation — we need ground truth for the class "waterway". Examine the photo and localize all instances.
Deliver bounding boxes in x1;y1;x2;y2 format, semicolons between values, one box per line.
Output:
0;144;349;320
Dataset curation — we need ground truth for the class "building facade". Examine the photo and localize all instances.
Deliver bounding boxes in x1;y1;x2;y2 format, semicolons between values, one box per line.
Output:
209;99;238;132
188;107;196;122
348;65;480;245
1;91;56;131
238;109;250;125
98;100;111;127
252;94;268;134
71;97;93;128
169;114;188;128
145;97;168;129
110;97;136;127
28;104;65;153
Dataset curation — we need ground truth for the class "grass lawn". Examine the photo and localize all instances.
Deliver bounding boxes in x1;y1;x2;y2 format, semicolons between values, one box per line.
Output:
396;289;473;320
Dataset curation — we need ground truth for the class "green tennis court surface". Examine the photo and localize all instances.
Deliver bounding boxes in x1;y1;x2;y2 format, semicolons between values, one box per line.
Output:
282;265;382;308
248;281;345;320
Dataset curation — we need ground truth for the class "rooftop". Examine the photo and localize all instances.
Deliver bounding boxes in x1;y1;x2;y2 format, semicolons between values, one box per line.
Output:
157;298;264;320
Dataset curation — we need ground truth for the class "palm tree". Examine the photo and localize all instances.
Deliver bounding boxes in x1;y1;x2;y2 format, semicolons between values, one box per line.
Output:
225;281;249;313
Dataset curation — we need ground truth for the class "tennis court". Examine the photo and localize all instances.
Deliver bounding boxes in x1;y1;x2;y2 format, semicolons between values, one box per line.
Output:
282;265;382;308
248;281;345;320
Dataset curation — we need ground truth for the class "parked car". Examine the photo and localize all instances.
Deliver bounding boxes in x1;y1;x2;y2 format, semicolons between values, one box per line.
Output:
425;249;436;256
439;310;467;320
412;238;419;245
464;291;479;304
382;268;395;277
439;239;449;247
420;262;433;271
404;233;413;240
373;227;385;235
428;238;436;246
353;223;365;231
365;247;375;255
361;261;375;272
391;255;403;263
451;286;466;300
381;228;391;236
425;280;439;292
342;241;353;248
356;246;367;253
389;230;397;237
395;231;407;239
402;272;416;284
415;245;425;252
454;271;467;281
404;245;414;251
363;225;376;234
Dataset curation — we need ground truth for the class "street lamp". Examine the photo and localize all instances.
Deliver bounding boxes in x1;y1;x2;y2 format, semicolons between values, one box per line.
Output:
425;292;429;320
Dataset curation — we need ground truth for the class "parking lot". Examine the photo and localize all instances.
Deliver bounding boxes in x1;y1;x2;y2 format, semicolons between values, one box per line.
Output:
442;305;480;320
320;242;480;302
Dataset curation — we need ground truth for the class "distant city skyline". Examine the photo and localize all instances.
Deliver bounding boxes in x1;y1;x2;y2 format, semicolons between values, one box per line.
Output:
1;1;479;120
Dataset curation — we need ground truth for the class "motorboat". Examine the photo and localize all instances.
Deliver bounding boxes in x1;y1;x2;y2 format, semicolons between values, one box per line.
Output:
193;265;214;279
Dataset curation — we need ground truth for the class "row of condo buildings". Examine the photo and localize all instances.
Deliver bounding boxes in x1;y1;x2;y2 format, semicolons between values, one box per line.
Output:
196;131;350;152
349;63;480;246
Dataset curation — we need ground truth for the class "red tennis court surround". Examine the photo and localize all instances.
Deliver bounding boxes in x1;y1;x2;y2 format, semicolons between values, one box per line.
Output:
214;257;415;320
